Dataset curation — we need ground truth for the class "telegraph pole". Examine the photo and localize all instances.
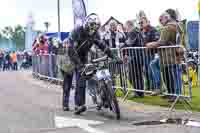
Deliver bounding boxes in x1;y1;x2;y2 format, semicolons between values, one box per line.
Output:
57;0;61;40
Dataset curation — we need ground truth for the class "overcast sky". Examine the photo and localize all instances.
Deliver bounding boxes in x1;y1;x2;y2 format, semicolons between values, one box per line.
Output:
0;0;199;32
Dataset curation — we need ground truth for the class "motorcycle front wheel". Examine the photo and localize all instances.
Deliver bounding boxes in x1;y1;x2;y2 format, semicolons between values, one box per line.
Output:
103;80;120;120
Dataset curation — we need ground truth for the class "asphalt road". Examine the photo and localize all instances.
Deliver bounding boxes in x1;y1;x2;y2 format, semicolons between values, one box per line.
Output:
0;70;199;133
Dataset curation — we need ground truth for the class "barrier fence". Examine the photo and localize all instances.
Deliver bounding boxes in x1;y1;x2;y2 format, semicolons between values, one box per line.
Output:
32;46;194;116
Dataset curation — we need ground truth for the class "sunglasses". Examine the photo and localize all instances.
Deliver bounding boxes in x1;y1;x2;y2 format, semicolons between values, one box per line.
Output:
139;21;143;25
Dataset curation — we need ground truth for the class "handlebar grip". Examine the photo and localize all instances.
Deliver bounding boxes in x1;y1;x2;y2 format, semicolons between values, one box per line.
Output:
92;56;108;63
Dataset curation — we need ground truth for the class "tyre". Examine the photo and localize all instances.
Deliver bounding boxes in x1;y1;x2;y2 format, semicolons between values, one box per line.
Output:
103;80;120;120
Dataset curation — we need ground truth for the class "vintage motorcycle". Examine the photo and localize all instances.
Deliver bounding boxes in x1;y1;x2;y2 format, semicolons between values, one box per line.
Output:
81;56;121;120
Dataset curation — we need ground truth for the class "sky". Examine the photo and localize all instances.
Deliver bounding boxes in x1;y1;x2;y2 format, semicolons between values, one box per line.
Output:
0;0;199;32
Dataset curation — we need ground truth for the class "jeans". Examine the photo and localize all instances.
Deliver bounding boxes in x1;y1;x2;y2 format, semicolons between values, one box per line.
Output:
144;55;155;90
13;62;18;70
149;58;161;90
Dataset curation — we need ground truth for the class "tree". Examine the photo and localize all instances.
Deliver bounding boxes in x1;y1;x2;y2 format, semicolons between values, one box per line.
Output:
0;32;3;39
1;25;25;49
2;26;13;39
12;25;25;49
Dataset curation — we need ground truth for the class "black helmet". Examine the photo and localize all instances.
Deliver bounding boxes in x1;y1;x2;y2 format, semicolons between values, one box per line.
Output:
84;13;101;35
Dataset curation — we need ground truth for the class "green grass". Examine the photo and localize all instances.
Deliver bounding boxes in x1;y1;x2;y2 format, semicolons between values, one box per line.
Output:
115;77;200;112
128;87;200;111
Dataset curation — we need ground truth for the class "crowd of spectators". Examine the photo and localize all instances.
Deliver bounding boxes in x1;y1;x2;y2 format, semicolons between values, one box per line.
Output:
0;49;32;71
32;8;186;102
32;34;66;55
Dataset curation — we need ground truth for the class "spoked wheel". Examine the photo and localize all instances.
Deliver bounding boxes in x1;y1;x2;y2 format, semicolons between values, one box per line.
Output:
103;81;120;120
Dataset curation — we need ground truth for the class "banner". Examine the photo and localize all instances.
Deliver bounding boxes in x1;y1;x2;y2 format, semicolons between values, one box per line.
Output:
198;0;200;17
187;21;199;49
72;0;87;28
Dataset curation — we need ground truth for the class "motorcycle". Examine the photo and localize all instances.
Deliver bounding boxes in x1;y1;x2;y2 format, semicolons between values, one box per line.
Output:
81;56;121;120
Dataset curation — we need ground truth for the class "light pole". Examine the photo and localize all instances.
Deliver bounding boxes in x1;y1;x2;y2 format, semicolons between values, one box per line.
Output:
44;22;50;32
57;0;61;40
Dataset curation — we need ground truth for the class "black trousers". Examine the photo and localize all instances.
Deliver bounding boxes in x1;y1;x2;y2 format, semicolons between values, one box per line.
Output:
13;62;18;70
61;70;73;107
161;65;178;95
74;69;86;107
3;62;10;71
128;59;144;96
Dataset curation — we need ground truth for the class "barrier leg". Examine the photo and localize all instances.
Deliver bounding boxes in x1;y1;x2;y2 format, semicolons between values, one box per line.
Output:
167;96;192;119
168;96;180;116
123;89;130;102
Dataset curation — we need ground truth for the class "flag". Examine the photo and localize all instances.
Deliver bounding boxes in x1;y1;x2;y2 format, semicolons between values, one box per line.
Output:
198;0;200;17
72;0;87;28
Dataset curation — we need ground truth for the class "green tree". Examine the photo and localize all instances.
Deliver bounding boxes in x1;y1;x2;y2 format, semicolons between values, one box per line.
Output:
0;32;3;39
2;26;13;39
12;25;25;49
2;25;25;49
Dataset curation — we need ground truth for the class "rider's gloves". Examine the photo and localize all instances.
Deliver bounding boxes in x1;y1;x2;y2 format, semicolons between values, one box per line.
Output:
113;56;123;64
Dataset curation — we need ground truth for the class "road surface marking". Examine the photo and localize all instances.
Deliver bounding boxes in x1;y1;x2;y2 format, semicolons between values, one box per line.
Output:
55;116;106;133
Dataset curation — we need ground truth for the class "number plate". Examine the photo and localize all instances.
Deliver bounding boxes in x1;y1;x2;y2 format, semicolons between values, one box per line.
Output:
96;69;111;80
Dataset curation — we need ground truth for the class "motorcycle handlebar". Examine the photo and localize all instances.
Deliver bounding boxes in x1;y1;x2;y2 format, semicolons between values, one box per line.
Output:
91;56;108;63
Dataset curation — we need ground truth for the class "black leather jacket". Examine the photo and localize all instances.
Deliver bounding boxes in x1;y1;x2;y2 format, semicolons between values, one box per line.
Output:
68;26;114;66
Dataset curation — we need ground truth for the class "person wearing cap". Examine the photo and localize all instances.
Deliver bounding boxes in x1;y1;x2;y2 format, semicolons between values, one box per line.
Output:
146;10;183;102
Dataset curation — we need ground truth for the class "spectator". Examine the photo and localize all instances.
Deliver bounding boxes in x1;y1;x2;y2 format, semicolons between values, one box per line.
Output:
123;20;144;98
139;15;160;94
51;37;61;55
146;10;183;102
0;50;4;71
37;35;49;55
48;37;54;54
32;38;40;55
103;20;126;48
10;51;18;71
59;38;74;111
3;52;11;71
103;20;126;90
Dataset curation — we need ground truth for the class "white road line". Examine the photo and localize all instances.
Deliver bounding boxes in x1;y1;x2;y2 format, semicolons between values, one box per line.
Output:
55;116;107;133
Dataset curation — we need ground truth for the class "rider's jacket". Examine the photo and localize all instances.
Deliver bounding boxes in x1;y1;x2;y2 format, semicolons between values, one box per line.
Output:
68;26;114;67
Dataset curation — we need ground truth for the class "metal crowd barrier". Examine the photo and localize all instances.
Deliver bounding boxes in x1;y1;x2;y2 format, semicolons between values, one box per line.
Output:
32;54;77;88
32;46;194;117
108;46;193;116
32;54;63;89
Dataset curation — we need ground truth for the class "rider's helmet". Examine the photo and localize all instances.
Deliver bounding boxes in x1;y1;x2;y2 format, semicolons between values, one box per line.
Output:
84;13;101;36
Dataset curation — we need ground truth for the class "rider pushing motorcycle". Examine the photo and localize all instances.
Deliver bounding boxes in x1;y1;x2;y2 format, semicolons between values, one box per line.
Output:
68;13;121;115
